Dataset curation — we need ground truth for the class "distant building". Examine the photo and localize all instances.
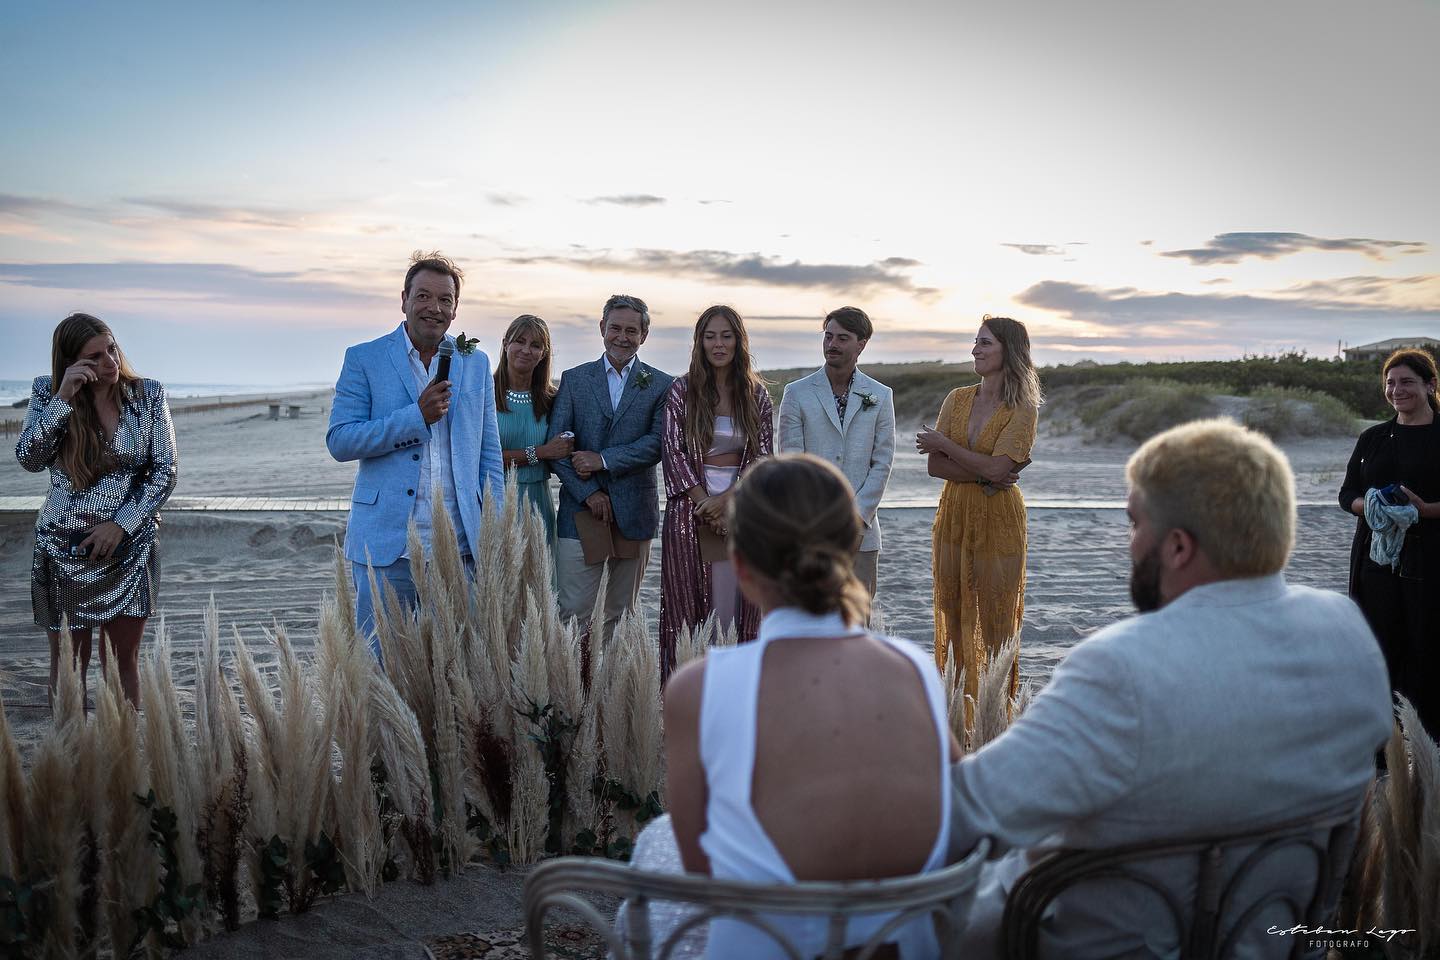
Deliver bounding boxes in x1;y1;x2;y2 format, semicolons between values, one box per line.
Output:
1344;337;1440;363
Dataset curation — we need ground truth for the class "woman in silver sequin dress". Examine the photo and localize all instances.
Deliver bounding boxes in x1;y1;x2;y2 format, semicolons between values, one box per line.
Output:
15;313;178;707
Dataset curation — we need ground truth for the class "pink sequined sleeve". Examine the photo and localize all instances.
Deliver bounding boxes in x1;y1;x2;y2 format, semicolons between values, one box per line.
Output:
662;377;703;499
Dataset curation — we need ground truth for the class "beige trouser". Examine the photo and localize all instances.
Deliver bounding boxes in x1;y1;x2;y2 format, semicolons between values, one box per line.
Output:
555;536;652;646
853;549;879;597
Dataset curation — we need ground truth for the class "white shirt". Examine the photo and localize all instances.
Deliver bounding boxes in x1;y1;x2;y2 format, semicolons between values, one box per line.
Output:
604;354;636;410
405;339;469;558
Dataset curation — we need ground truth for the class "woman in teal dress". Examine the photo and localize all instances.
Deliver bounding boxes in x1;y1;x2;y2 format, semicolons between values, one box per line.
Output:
494;315;571;544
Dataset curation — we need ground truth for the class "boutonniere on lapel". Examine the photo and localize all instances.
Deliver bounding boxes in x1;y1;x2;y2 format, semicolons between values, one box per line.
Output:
857;391;879;411
454;333;480;356
633;367;653;390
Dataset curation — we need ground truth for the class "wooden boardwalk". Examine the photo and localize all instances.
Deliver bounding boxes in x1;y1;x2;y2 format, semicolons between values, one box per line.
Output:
0;496;349;513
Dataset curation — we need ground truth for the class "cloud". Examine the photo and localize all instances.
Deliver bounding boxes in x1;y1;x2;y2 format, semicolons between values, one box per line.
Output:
0;261;384;306
120;197;313;229
1002;243;1067;257
486;192;527;207
1015;279;1440;348
583;194;667;207
1160;232;1428;265
698;199;732;205
1200;277;1231;285
0;193;104;220
497;248;936;297
1282;274;1436;300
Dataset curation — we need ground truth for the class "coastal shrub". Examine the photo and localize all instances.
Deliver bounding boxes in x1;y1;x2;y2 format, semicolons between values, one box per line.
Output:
1041;351;1396;420
1241;385;1359;438
1074;379;1221;442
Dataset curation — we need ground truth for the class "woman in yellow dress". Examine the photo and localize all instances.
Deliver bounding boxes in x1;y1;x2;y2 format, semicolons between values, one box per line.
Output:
916;316;1040;712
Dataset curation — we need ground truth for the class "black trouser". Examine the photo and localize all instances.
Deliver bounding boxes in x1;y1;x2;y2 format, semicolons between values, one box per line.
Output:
1356;558;1436;742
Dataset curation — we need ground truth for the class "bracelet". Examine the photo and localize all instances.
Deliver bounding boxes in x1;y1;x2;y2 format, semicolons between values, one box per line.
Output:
525;444;539;466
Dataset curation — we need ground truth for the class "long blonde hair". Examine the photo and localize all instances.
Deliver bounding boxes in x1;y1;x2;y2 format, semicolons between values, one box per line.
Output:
50;313;141;490
684;305;765;457
981;315;1043;410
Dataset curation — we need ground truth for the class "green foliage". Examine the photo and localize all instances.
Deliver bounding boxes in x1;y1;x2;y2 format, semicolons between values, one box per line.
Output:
255;836;288;920
301;833;347;905
370;759;401;883
1070;379;1221;442
1241;385;1358;438
0;875;46;959
1041;352;1387;419
131;790;203;952
583;776;662;862
516;699;580;856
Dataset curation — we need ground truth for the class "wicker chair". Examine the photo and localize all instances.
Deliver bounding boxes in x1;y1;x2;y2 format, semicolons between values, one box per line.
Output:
523;837;991;960
1000;805;1362;960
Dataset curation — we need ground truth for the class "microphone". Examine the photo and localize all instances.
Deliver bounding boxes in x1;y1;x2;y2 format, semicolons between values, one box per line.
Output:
434;340;454;385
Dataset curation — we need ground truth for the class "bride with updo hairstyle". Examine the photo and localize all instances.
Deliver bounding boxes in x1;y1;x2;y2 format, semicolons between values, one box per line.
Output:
616;454;960;959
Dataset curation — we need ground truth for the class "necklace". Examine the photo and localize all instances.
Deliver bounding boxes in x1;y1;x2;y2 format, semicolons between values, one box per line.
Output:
506;389;532;402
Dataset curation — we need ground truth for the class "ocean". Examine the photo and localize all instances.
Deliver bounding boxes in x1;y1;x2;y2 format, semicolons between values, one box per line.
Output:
0;379;332;409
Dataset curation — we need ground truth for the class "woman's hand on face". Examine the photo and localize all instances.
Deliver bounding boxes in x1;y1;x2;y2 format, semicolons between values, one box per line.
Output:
79;521;126;561
538;435;574;460
915;424;949;456
57;358;97;403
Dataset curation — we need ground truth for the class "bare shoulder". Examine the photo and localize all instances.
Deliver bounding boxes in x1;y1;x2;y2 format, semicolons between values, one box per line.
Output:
663;657;707;724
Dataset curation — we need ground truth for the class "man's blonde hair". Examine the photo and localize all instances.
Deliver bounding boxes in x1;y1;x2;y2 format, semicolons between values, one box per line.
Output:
1126;419;1295;578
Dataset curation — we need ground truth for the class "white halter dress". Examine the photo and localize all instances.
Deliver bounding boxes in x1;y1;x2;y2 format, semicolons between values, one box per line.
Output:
618;607;952;959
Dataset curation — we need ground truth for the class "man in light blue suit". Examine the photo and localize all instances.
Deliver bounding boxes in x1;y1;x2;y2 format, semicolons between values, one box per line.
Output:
326;252;504;660
549;294;673;644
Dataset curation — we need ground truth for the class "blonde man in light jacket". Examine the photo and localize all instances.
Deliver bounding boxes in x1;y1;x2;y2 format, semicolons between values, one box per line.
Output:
777;306;895;595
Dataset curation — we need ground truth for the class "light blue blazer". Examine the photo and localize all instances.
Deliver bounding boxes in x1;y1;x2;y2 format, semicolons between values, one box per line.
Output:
326;324;504;566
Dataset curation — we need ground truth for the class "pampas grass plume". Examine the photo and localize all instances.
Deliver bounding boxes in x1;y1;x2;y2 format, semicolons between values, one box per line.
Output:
96;657;156;954
318;592;382;896
26;716;82;957
0;685;29;881
140;617;205;944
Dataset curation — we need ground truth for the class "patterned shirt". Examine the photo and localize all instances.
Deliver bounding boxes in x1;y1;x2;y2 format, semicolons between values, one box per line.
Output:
833;371;856;424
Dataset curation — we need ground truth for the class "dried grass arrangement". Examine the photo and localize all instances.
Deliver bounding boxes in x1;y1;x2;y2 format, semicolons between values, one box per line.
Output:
0;481;672;956
943;636;1030;755
1338;696;1440;957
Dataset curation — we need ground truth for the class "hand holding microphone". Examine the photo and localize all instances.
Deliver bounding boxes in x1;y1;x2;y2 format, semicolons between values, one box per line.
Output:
420;340;454;425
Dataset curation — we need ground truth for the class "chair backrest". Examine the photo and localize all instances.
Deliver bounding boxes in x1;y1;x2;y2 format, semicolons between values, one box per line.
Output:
1000;805;1362;960
524;837;991;960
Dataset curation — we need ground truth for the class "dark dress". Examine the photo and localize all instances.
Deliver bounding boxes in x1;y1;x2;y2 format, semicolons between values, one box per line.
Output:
1338;416;1440;737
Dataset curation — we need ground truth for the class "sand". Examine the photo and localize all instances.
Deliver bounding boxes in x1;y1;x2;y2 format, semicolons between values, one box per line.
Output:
0;389;1364;956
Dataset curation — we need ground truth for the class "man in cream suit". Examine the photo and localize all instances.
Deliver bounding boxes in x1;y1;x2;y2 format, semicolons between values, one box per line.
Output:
950;420;1392;956
327;252;504;662
777;306;895;594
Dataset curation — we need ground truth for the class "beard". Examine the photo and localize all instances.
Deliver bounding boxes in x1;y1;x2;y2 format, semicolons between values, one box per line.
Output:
1129;542;1164;612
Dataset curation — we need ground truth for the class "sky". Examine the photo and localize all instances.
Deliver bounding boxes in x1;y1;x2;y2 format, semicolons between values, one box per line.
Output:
2;0;1437;384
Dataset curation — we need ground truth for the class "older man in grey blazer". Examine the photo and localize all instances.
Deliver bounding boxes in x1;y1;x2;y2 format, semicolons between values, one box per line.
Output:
951;419;1393;957
549;294;673;643
777;306;895;595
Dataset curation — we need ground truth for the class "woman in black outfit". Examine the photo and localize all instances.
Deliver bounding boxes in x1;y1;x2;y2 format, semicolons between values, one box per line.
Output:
1338;348;1440;738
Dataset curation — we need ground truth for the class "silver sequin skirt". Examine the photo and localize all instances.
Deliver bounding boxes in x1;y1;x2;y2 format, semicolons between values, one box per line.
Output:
31;524;160;631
